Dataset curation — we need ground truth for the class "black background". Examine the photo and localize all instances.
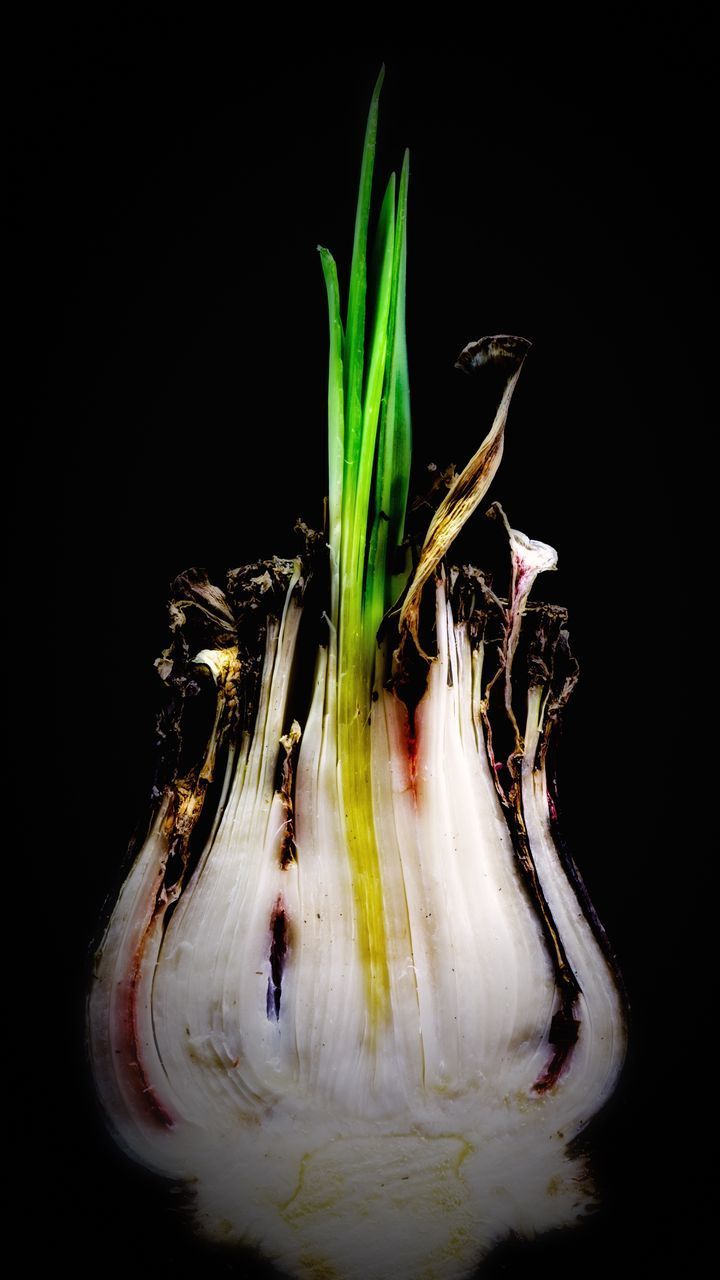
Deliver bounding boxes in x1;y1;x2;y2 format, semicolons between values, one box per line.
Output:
9;13;714;1278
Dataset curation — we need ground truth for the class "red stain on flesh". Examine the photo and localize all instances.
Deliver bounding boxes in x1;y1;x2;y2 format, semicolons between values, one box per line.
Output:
407;727;419;797
532;1007;580;1093
402;705;420;800
267;898;289;1021
116;930;175;1130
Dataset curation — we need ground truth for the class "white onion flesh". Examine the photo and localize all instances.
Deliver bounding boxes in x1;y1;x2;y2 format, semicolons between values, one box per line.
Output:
89;563;626;1280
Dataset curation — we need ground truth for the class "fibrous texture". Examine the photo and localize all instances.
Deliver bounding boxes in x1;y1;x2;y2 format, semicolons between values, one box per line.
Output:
88;69;625;1280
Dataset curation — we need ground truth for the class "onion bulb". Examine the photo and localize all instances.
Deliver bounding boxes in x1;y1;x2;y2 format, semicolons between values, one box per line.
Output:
88;66;626;1280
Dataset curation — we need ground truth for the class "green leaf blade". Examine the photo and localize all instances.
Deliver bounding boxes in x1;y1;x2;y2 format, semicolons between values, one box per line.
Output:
318;246;345;627
365;148;412;634
341;65;384;578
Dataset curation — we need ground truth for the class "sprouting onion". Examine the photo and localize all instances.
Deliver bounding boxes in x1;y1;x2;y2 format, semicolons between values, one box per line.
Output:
88;67;626;1280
